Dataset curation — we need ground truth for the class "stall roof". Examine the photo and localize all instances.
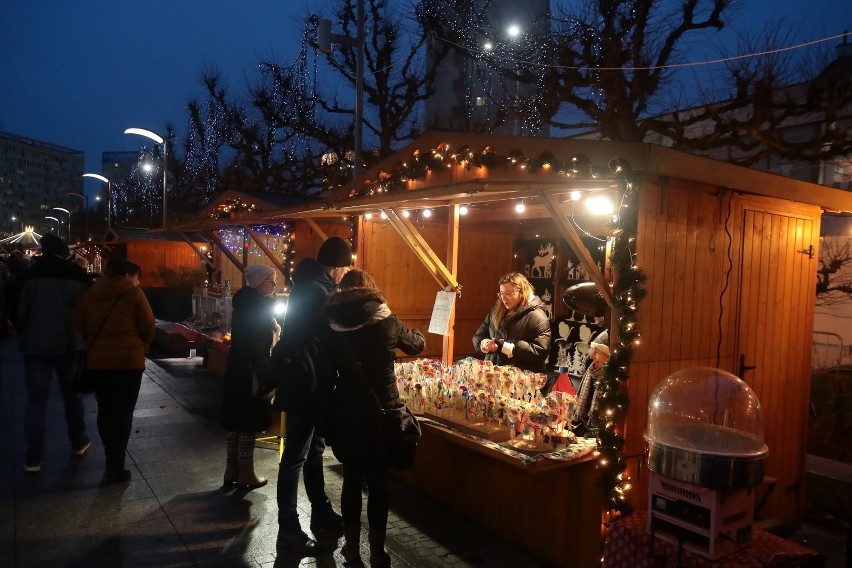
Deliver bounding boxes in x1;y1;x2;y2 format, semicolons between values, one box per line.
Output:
106;227;208;243
161;189;324;232
315;132;852;215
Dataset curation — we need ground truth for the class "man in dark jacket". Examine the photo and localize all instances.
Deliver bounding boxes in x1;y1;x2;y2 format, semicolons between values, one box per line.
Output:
268;236;352;555
16;234;90;473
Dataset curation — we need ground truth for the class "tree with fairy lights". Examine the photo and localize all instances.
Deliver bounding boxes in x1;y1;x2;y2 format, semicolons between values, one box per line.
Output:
183;0;441;195
420;0;852;167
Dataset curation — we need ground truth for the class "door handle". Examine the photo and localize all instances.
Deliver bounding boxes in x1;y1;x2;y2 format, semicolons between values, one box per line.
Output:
739;354;757;378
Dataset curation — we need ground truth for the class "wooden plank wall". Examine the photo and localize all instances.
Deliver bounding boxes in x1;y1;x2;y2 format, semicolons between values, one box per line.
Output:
626;179;821;525
128;241;204;288
360;220;514;360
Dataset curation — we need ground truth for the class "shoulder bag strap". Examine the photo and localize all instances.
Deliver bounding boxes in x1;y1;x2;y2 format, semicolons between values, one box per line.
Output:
87;289;131;349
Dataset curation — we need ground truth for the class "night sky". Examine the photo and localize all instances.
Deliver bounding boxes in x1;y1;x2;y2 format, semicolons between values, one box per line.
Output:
1;0;848;198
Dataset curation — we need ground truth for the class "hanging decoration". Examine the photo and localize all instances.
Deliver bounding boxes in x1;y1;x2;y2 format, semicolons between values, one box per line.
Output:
341;141;603;197
215;222;297;288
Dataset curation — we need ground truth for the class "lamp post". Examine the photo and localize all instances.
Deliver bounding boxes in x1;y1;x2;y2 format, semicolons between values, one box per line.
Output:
66;190;90;239
124;127;167;227
44;216;60;234
80;174;110;231
317;0;364;176
52;207;71;241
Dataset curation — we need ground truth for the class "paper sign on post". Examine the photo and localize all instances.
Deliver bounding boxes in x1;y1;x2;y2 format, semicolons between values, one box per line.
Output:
428;290;456;336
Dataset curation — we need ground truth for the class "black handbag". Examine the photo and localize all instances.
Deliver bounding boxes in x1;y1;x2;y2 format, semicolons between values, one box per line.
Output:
73;290;129;393
340;342;422;470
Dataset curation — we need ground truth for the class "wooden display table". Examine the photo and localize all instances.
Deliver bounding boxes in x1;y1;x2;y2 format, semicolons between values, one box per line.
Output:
603;511;824;567
399;419;604;568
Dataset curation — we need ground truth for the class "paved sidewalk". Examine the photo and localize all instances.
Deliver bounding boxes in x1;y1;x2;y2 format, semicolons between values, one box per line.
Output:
0;337;547;568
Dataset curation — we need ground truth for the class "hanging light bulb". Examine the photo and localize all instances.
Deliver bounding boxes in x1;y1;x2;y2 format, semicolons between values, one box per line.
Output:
402;210;410;218
515;201;526;213
422;209;432;218
364;212;373;220
459;204;469;215
380;211;388;220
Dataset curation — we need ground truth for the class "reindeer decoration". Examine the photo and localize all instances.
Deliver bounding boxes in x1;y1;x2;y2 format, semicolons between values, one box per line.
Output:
530;242;555;278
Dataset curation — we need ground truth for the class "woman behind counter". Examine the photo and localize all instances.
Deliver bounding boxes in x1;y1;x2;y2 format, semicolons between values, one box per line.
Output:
473;272;551;373
78;259;155;485
220;264;278;489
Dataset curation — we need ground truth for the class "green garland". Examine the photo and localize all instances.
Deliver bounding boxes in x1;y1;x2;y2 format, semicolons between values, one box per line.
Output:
597;159;646;519
345;143;647;518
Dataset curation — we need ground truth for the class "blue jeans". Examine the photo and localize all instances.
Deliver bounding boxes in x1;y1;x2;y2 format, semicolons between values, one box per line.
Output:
277;410;332;530
23;353;88;460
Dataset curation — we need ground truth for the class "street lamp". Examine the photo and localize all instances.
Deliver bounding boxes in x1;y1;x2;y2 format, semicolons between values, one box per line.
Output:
124;127;167;227
44;216;60;234
52;207;71;241
80;174;110;231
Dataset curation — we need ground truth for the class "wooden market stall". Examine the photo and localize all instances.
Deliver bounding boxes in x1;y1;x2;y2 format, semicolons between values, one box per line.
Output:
258;131;851;566
163;134;852;566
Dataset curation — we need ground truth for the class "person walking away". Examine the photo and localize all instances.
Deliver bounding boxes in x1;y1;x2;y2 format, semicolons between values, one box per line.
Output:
473;272;552;373
16;234;90;472
220;264;278;488
265;236;352;555
325;269;425;568
78;259;155;485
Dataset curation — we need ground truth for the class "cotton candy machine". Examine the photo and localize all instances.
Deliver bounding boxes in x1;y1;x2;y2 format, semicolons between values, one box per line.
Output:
644;367;769;559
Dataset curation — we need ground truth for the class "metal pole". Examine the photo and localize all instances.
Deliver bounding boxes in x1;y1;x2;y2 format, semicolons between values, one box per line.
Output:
107;181;111;231
354;0;364;177
162;139;168;227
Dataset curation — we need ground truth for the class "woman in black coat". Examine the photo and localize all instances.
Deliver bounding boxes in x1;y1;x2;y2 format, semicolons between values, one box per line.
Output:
473;272;552;373
324;269;425;568
220;265;277;488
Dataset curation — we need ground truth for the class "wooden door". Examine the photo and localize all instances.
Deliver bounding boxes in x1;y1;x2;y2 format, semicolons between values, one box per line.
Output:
736;199;819;523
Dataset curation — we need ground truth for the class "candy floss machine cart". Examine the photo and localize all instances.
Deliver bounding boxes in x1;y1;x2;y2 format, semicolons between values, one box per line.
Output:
644;368;769;560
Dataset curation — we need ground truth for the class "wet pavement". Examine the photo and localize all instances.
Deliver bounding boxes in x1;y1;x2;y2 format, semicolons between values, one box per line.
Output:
1;336;847;567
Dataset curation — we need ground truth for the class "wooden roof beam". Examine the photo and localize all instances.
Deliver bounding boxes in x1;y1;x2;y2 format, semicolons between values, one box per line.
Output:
178;232;214;268
537;190;613;307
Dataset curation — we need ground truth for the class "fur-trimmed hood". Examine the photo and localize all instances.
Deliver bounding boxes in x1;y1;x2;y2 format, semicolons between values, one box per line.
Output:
325;287;391;331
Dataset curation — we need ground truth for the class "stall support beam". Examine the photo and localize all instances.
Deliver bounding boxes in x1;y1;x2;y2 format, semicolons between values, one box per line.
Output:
178;233;214;268
442;205;460;365
537;190;613;307
209;231;246;276
302;217;329;242
244;226;288;279
384;208;460;291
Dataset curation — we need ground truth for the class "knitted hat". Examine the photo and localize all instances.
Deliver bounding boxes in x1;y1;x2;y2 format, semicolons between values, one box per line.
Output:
590;330;610;356
245;264;275;288
316;236;352;267
40;233;69;259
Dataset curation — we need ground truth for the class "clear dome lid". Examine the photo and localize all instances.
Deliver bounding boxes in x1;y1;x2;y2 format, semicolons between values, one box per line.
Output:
645;367;767;457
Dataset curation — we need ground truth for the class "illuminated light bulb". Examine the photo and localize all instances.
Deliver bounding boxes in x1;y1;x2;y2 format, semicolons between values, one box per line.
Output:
365;213;373;220
586;194;615;215
380;211;388;220
507;24;520;38
402;210;410;218
515;201;526;213
422;209;432;218
459;205;469;215
483;40;493;50
570;191;581;201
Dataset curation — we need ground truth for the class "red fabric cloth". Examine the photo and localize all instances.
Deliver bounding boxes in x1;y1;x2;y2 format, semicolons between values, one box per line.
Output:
603;511;824;568
550;372;576;395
